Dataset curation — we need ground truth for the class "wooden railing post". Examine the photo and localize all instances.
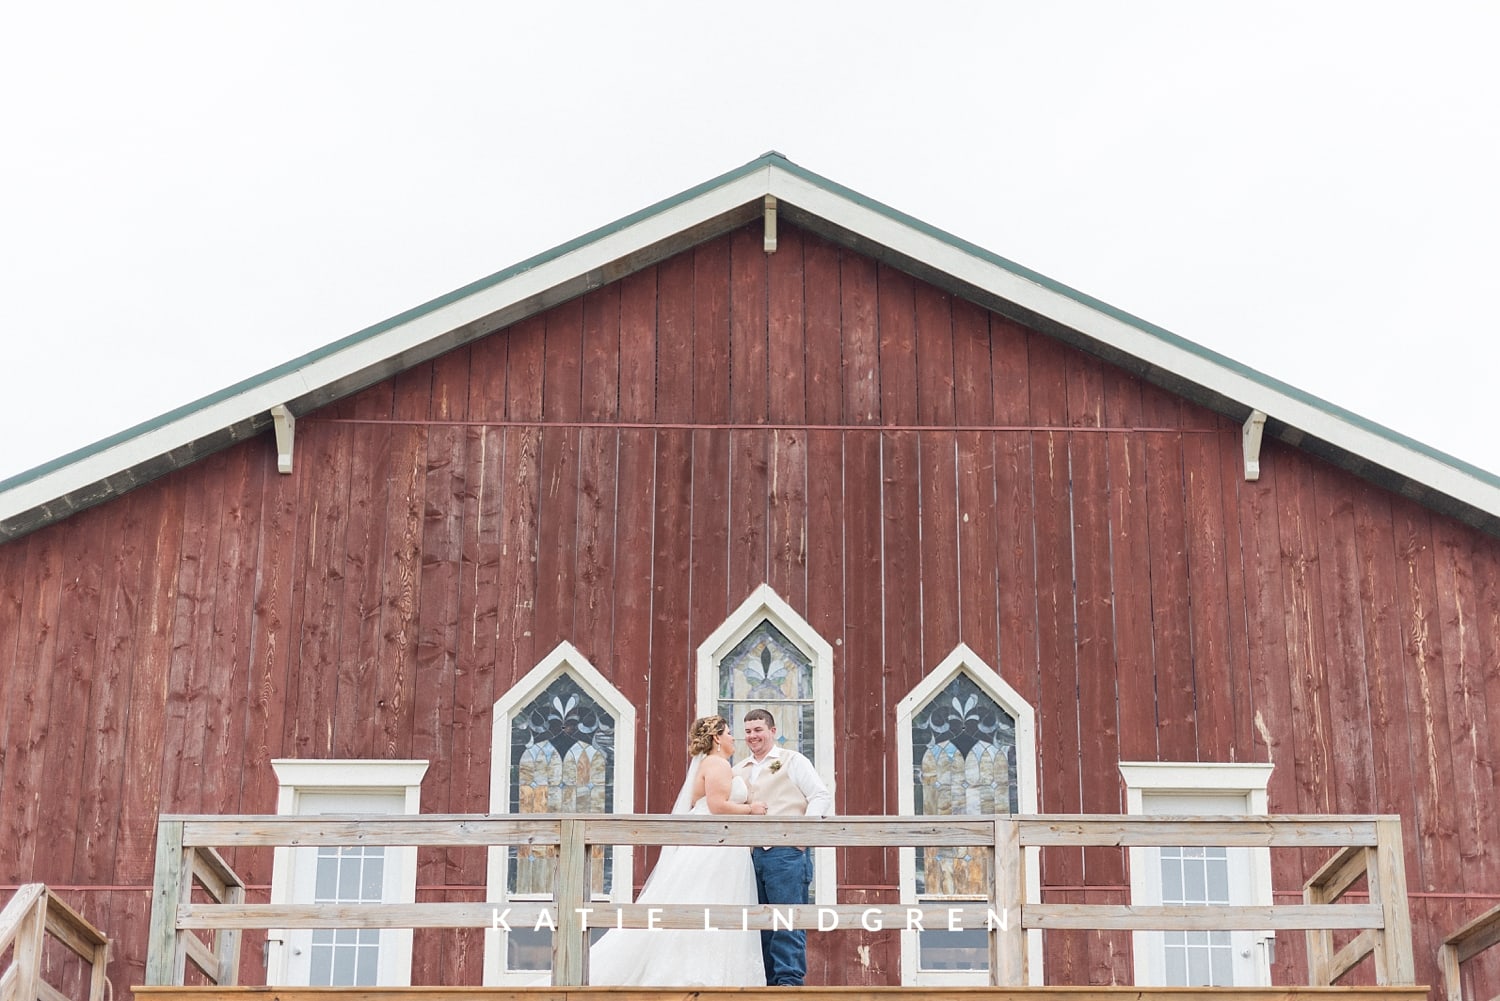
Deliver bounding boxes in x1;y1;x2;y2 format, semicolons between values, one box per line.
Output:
145;818;189;985
1371;816;1415;985
6;885;47;1001
552;818;589;986
989;818;1025;986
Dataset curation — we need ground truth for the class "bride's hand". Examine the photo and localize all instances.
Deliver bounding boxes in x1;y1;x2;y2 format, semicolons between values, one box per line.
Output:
748;802;767;815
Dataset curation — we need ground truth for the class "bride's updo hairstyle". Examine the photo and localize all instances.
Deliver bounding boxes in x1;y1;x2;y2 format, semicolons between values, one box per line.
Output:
687;714;728;756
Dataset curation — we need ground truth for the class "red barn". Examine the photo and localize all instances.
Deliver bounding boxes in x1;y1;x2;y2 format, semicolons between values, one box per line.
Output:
3;153;1499;1001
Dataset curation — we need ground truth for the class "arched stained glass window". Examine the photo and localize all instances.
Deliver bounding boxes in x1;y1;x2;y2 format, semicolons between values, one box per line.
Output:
509;672;615;896
911;671;1017;899
717;620;815;761
896;644;1037;986
696;584;836;904
487;641;636;984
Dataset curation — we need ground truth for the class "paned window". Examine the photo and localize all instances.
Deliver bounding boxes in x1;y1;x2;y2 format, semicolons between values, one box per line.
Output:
1120;762;1275;987
485;642;635;985
896;645;1038;987
266;760;428;987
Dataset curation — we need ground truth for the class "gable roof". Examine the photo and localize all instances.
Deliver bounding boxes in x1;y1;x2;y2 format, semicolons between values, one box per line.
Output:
4;151;1499;542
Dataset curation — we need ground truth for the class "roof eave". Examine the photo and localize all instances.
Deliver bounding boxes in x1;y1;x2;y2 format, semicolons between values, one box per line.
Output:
4;152;1499;541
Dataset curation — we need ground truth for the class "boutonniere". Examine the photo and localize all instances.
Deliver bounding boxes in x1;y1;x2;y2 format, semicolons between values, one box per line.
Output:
768;760;783;774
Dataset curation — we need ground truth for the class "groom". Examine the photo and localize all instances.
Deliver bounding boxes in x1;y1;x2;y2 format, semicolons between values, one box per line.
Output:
736;708;832;987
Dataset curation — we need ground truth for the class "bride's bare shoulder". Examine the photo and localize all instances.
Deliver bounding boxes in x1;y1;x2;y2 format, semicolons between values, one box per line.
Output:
699;754;731;775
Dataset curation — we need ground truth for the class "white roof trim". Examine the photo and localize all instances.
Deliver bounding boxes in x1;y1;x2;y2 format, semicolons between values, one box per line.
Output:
5;156;1499;532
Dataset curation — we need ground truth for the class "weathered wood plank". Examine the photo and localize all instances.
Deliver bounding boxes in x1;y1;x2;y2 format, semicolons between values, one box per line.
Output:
412;421;464;898
495;425;541;691
914;283;955;427
914;430;960;681
1066;382;1122;887
1312;462;1378;812
802;233;843;426
574;427;620;685
118;483;187;884
766;429;808;609
879;427;922;862
877;263;917;427
1031;329;1082;920
6;522;66;878
1278;452;1336;820
452;423;503;831
287;422;352;758
767;221;807;426
1142;420;1194;759
1183;426;1240;762
534;425;581;653
727;429;769;599
990;317;1039;716
543;295;584;424
612;428;655;807
729;224;768;425
466;325;508;423
37;503;107;884
429;343;472;424
687;425;731;724
206;442;265;834
371;423;426;760
654;250;693;426
955;429;1000;667
338;420;389;758
505;314;546;423
580;283;620;423
648;428;694;761
690;235;730;425
841;248;879;425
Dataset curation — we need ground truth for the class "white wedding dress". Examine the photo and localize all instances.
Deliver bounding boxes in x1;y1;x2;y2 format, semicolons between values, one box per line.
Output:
586;772;765;986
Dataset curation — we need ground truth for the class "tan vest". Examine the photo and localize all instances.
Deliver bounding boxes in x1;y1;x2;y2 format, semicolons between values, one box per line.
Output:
743;752;809;816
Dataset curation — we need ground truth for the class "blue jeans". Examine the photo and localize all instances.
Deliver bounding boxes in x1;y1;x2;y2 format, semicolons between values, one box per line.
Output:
752;846;811;985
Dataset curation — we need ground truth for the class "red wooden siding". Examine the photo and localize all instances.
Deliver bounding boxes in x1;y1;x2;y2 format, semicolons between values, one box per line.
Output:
1;221;1498;995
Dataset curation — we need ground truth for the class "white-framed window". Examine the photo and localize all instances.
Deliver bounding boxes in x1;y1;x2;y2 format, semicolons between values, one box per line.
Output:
895;643;1040;986
266;759;428;987
1120;762;1275;987
695;583;837;904
484;641;636;985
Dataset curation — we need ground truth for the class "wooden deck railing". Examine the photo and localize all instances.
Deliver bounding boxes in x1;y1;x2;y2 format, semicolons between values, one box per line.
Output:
0;883;110;1001
144;812;1415;988
1439;903;1500;1001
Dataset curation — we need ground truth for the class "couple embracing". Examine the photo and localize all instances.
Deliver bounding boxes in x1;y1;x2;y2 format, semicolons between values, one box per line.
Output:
587;709;831;987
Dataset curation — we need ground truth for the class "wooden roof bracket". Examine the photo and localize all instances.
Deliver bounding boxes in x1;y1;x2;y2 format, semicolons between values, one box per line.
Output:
270;404;296;474
764;195;778;253
1243;409;1267;480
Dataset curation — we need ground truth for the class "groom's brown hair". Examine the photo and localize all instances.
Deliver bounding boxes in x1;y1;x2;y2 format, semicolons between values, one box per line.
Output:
743;708;776;728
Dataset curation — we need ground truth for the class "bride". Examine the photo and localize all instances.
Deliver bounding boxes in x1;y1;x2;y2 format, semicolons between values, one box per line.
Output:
586;714;768;986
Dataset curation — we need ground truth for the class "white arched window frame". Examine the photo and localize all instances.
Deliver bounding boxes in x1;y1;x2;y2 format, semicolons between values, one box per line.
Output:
695;583;837;904
895;643;1042;986
484;641;636;985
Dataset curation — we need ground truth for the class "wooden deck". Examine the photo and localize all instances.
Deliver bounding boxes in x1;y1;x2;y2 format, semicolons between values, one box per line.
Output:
134;987;1433;1001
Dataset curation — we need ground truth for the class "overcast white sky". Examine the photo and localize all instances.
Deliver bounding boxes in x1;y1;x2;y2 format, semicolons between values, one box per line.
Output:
3;2;1497;484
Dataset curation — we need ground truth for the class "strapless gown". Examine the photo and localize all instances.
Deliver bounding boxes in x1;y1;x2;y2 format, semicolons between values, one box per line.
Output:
585;774;765;986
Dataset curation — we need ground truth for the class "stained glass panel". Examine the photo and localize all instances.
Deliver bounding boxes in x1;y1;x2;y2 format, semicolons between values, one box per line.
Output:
508;673;615;899
911;670;1018;972
717;621;815;763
